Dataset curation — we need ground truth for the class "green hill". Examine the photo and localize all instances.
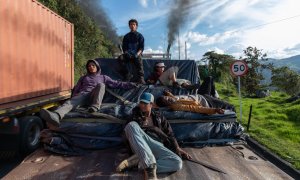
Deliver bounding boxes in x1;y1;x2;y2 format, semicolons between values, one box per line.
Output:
217;83;300;169
269;55;300;73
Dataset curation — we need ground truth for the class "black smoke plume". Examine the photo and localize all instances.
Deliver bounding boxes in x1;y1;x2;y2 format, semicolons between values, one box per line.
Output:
77;0;120;45
167;0;191;56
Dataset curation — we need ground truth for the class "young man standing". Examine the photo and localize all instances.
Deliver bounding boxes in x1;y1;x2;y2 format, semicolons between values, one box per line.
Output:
119;19;145;84
40;59;137;127
118;92;191;179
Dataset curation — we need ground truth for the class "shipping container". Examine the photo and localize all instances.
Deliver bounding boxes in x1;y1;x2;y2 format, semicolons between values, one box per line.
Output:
0;0;74;106
0;0;74;157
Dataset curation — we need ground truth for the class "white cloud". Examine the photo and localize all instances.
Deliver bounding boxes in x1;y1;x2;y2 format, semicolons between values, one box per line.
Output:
138;0;148;8
223;44;247;58
266;43;300;59
143;47;164;54
210;47;225;54
138;0;158;8
186;31;239;46
188;0;281;28
186;0;300;58
241;17;300;50
188;0;230;29
115;0;300;59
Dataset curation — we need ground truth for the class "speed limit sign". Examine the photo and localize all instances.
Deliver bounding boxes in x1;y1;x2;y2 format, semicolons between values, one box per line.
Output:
230;60;248;76
230;60;248;123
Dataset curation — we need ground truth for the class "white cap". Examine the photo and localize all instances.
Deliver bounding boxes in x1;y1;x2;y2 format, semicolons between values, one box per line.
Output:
155;62;165;67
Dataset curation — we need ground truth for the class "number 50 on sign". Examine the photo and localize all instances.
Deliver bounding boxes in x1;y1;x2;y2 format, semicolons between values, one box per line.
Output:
230;60;248;76
230;60;248;123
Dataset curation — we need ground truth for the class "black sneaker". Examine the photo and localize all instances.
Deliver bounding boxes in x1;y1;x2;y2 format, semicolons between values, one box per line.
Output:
138;79;146;85
88;106;98;113
40;109;60;127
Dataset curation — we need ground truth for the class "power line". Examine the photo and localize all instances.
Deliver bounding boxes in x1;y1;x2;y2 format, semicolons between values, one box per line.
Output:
224;14;300;35
243;14;300;31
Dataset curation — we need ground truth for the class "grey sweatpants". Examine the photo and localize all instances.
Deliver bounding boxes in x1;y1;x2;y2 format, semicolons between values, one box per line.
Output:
124;121;182;173
55;83;105;118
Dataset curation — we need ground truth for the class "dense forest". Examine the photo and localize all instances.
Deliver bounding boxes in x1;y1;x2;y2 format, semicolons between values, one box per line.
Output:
38;0;117;80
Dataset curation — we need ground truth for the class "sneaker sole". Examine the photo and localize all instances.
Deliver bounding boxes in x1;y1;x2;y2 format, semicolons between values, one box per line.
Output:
40;109;60;127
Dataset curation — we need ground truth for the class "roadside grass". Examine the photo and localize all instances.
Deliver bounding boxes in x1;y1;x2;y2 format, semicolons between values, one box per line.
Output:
216;83;300;169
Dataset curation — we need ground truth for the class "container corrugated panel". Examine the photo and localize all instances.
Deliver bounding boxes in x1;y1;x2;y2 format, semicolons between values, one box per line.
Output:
0;0;74;105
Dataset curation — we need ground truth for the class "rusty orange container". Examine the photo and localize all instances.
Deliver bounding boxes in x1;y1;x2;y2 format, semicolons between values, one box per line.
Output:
0;0;74;106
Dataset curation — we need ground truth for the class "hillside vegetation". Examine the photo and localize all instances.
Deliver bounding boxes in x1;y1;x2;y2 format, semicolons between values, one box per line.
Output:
217;83;300;169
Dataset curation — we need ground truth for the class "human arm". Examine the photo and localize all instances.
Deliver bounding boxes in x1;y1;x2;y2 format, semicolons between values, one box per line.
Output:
163;90;176;98
147;79;155;84
216;108;225;114
136;33;144;57
104;75;137;89
176;147;192;160
146;73;159;84
159;114;192;159
136;49;143;57
122;34;128;53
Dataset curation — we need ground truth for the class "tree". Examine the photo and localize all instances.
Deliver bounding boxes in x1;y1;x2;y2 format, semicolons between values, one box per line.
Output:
240;46;272;95
271;66;300;95
201;51;235;82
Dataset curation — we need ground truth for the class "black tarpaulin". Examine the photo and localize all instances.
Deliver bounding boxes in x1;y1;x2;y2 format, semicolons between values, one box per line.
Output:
41;58;243;155
95;58;200;84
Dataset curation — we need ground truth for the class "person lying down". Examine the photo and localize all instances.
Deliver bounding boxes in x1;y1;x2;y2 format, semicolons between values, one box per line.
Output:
156;91;235;115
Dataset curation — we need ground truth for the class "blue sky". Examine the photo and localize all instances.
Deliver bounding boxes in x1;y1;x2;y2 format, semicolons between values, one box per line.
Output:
101;0;300;60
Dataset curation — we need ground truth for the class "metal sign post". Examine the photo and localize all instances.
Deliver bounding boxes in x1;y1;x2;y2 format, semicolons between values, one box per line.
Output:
238;76;242;122
230;60;248;123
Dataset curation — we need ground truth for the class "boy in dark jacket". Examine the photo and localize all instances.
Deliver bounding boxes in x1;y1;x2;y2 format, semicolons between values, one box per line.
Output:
40;59;137;127
117;92;191;180
119;19;145;84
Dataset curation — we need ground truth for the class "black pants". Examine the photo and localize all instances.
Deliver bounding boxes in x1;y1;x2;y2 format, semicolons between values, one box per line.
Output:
118;54;144;82
199;76;235;111
204;95;236;112
198;76;216;97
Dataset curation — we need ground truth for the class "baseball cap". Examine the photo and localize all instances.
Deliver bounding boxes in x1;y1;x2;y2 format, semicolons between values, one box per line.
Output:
139;92;154;104
155;62;165;67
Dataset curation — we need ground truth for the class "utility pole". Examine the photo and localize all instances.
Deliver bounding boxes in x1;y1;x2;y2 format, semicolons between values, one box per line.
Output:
178;31;180;60
185;41;187;60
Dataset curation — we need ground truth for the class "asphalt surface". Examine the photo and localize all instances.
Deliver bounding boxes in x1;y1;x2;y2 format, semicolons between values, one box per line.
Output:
0;157;23;179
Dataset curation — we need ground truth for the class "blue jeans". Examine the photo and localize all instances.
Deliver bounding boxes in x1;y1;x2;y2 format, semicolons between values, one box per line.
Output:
124;121;182;173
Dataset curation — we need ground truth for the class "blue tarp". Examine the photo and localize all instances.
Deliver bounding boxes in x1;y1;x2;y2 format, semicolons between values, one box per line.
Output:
42;58;244;155
95;58;200;84
43;121;244;155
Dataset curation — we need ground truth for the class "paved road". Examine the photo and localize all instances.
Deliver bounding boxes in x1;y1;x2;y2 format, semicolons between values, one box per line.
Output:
0;157;22;179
